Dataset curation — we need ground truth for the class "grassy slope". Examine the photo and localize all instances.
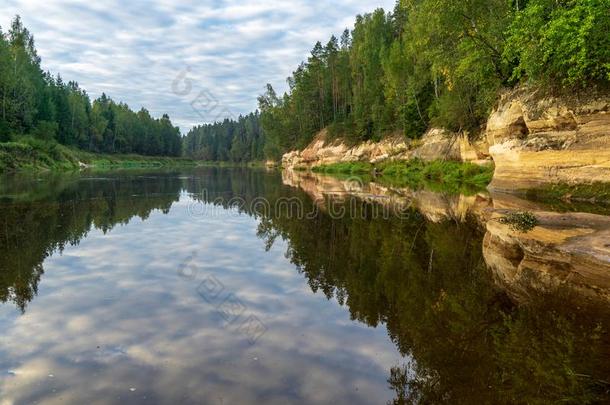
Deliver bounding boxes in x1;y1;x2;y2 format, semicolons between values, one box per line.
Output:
312;160;495;195
0;138;197;173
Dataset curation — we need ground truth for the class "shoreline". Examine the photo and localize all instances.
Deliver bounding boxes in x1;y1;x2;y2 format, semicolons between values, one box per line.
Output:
0;140;269;174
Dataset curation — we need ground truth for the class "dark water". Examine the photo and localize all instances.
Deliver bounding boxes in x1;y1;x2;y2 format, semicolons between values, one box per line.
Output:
0;168;608;404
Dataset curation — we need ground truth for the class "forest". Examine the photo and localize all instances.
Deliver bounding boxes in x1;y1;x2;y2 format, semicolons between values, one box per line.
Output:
182;112;265;162
0;16;182;157
1;0;609;164
258;0;610;159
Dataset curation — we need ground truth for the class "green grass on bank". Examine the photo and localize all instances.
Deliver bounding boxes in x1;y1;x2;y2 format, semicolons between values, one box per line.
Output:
379;160;494;192
0;137;198;173
312;161;373;174
310;159;494;194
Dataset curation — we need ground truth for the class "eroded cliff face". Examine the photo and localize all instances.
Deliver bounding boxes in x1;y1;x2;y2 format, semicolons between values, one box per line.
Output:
281;128;490;169
282;129;410;169
487;88;610;191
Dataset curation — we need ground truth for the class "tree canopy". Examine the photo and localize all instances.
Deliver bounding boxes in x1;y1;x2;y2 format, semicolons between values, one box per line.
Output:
258;0;610;159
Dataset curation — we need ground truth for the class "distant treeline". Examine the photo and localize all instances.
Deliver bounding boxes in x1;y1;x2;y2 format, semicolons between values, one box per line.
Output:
182;112;265;162
0;16;182;156
257;0;610;159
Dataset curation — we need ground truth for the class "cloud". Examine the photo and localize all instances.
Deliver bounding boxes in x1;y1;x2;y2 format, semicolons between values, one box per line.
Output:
0;0;395;132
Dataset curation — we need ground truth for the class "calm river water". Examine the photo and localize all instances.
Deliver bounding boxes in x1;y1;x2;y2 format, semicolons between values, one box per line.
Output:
0;168;608;404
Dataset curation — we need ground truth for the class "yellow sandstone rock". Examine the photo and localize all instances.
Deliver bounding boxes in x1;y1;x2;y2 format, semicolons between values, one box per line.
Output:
281;128;489;169
487;87;610;191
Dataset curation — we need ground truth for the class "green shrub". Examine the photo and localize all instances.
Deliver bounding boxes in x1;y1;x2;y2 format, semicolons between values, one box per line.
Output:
500;211;539;232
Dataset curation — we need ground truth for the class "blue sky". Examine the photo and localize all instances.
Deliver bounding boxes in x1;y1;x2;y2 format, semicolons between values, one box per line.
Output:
0;0;395;132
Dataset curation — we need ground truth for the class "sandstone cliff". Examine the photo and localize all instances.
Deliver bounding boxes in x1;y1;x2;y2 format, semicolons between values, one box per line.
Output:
281;128;490;170
487;87;610;191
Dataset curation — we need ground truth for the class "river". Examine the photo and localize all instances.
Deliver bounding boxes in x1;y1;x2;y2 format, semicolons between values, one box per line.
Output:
0;168;608;404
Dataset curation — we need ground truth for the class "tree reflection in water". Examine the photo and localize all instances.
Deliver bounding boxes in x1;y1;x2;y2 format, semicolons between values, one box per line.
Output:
0;168;608;403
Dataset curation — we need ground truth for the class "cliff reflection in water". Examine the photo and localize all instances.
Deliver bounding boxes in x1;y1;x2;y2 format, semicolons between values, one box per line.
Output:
0;168;609;403
279;170;610;403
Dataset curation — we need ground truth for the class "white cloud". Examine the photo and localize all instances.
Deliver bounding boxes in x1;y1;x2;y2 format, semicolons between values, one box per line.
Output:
0;0;395;132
